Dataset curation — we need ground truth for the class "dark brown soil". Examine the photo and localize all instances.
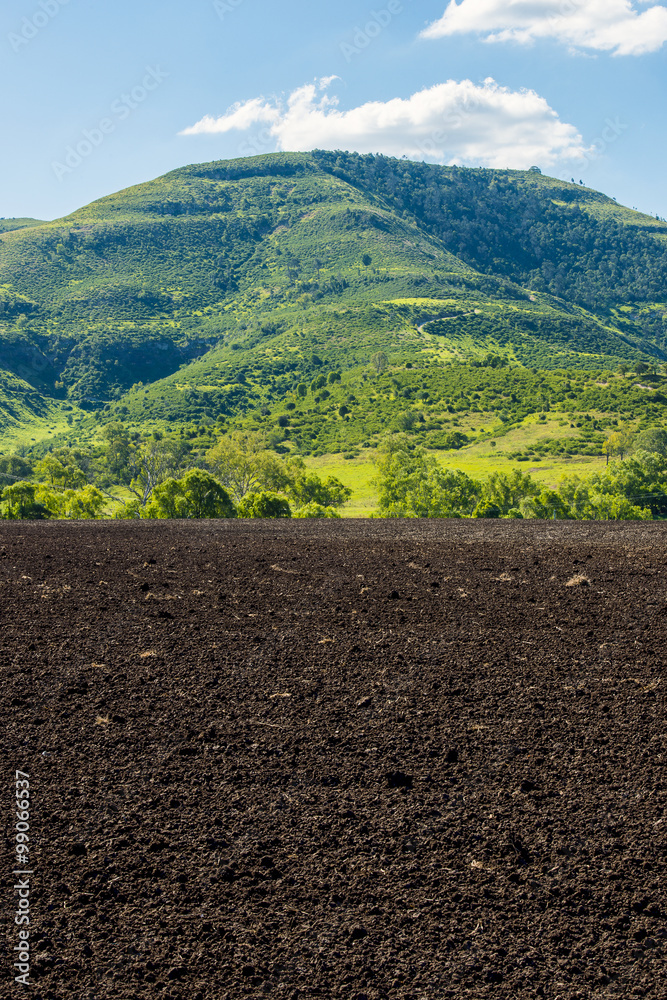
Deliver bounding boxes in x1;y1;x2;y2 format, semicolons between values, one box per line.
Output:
1;520;666;999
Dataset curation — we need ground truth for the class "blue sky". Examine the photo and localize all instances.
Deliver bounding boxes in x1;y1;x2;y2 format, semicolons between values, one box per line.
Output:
1;0;666;221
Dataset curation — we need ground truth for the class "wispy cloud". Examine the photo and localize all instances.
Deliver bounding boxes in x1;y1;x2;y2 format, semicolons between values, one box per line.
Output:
180;77;588;169
421;0;667;56
181;97;279;136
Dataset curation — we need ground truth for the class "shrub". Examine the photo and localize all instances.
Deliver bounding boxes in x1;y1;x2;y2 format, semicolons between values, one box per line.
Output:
113;499;143;520
145;470;236;519
0;482;50;520
473;501;501;519
237;491;292;518
293;502;341;518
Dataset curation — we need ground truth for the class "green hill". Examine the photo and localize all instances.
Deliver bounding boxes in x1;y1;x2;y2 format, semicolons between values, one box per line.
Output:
0;218;44;234
0;152;666;456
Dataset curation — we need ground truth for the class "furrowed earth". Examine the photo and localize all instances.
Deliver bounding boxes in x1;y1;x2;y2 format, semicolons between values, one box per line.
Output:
1;520;666;999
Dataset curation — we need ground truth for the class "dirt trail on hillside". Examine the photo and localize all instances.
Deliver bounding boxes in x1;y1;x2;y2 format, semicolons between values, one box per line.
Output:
417;312;475;334
1;520;665;999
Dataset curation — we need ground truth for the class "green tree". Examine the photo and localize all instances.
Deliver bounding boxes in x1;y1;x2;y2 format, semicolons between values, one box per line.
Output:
557;458;660;519
207;432;290;499
586;493;651;521
374;446;479;518
634;428;667;457
0;454;33;486
519;490;572;520
393;410;418;432
35;455;87;489
0;482;50;520
481;469;540;512
293;502;341;518
236;491;292;518
127;438;188;506
370;351;388;375
472;500;501;518
288;473;352;510
145;470;236;519
102;422;133;482
113;499;144;520
39;485;106;520
473;501;501;519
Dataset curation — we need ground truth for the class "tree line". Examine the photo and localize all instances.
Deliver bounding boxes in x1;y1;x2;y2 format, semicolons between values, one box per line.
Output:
3;425;667;522
373;430;667;521
0;426;351;521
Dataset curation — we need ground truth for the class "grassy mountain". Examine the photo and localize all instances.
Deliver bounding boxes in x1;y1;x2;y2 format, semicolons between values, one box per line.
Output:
0;218;44;234
0;152;666;461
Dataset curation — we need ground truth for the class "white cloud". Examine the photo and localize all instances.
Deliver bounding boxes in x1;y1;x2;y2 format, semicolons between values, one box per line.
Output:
180;78;589;170
422;0;667;56
180;97;280;135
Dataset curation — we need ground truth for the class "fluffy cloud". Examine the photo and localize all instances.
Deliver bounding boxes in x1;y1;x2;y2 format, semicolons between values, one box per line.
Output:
180;78;588;170
422;0;667;56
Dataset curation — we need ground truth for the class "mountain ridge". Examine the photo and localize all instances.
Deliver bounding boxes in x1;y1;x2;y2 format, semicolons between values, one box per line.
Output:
0;152;665;445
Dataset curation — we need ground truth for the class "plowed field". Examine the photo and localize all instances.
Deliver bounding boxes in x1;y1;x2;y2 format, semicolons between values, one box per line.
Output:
1;520;666;999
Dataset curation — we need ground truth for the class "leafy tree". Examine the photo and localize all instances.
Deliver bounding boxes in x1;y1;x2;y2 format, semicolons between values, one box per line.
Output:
370;351;388;374
39;485;106;520
102;423;133;482
236;491;292;518
393;410;418;432
144;479;190;519
293;502;341;518
206;432;289;499
375;446;479;518
634;428;667;457
0;454;33;486
604;426;632;464
127;438;188;505
558;461;658;519
0;482;50;520
35;455;87;489
519;490;572;520
473;501;501;519
481;469;540;511
594;451;667;517
145;469;236;519
113;499;144;520
288;473;352;509
585;493;651;521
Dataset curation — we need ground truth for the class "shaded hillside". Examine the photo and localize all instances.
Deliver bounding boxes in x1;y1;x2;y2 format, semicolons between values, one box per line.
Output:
312;151;667;312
